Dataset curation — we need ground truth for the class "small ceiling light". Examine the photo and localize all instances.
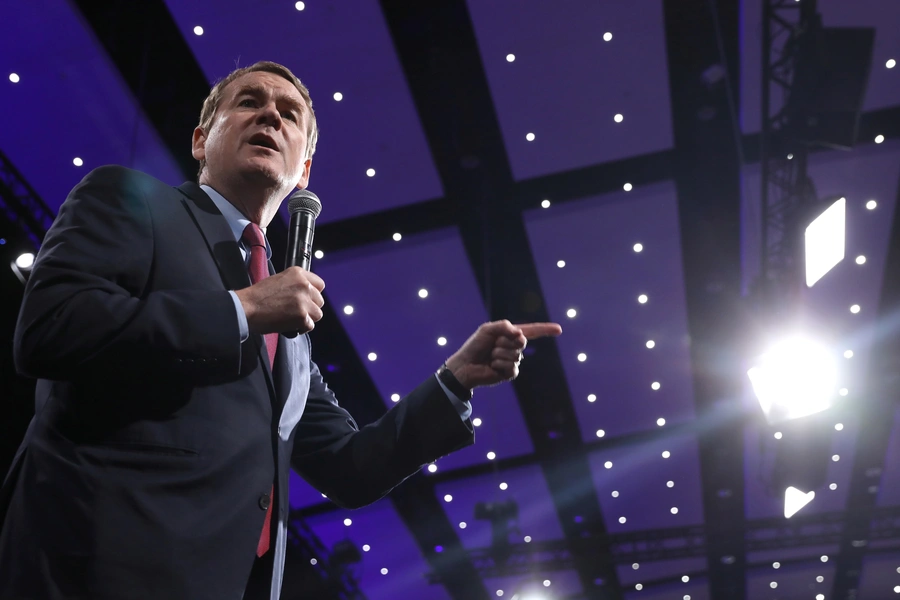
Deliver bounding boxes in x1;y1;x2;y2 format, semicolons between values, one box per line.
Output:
772;561;780;569
428;464;437;473
774;431;783;439
193;25;204;35
817;595;825;600
633;243;643;252
417;288;428;299
540;199;551;208
333;92;343;101
496;591;504;597
829;482;837;490
657;417;666;426
682;575;690;583
577;353;587;362
310;558;317;565
587;394;596;402
473;417;482;427
343;518;352;526
787;153;794;159
487;451;496;460
839;388;849;396
632;563;639;570
343;305;354;315
844;350;853;358
506;53;515;62
392;232;402;241
314;250;324;259
499;482;508;490
391;393;400;402
875;135;885;144
526;132;535;141
623;183;633;192
850;304;860;313
367;352;377;361
459;521;466;529
671;506;679;514
611;490;619;497
835;423;844;431
638;294;648;304
603;32;612;42
832;455;840;462
604;460;613;469
820;555;828;562
524;535;532;542
295;1;305;9
635;584;643;591
16;253;35;270
9;73;20;83
614;113;624;123
557;260;566;268
667;480;674;488
661;450;671;458
567;308;577;318
73;157;83;167
366;168;376;177
887;59;897;68
651;381;661;390
619;516;626;523
381;568;388;575
856;255;867;265
437;336;447;346
444;494;452;502
817;576;824;583
866;200;877;210
770;582;778;589
543;580;551;587
646;340;656;349
596;429;605;438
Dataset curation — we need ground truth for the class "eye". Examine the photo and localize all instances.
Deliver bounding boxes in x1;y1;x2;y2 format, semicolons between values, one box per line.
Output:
238;98;257;107
281;111;298;122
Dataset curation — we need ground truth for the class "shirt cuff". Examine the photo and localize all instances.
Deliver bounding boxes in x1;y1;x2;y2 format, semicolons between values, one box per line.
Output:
435;373;473;421
228;291;249;343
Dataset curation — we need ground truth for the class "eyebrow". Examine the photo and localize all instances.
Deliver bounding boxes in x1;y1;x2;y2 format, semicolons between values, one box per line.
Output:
234;84;306;116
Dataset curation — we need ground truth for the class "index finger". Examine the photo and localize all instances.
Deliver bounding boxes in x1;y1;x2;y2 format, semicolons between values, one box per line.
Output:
305;271;326;292
517;322;563;339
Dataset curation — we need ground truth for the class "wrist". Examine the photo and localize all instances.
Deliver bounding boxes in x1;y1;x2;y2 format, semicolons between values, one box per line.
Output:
438;360;473;400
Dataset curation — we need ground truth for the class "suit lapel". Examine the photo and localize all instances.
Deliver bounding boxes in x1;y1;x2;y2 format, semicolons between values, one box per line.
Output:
176;182;278;397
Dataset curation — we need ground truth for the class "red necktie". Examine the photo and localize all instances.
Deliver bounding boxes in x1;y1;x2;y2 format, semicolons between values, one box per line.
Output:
241;222;276;557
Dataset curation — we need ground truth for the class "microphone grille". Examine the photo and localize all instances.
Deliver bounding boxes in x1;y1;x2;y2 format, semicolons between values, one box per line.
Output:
287;189;322;218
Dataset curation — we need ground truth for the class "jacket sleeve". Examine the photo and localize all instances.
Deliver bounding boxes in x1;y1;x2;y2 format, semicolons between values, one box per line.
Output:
13;166;249;384
290;343;475;509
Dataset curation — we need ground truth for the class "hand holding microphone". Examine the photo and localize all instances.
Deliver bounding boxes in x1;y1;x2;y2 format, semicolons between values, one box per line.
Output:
234;189;324;336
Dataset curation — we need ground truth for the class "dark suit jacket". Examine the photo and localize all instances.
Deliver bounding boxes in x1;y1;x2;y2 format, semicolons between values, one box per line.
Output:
0;166;474;600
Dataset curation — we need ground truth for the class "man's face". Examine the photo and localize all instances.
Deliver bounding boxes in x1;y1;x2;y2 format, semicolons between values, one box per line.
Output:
192;71;312;192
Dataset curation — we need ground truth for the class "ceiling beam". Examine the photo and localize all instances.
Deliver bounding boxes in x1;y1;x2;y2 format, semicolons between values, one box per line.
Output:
379;1;621;597
662;1;747;599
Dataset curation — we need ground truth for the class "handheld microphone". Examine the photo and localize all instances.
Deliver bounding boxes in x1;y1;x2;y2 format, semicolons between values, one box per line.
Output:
285;189;322;271
285;189;322;338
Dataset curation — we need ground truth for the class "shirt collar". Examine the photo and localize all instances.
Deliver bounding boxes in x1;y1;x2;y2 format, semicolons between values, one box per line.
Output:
200;184;272;260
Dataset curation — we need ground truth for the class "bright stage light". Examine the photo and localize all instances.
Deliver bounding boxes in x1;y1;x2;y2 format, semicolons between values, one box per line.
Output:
784;486;815;518
805;197;845;287
747;336;838;423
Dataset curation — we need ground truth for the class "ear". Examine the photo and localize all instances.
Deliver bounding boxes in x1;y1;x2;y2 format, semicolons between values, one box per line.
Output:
191;126;207;161
295;158;313;190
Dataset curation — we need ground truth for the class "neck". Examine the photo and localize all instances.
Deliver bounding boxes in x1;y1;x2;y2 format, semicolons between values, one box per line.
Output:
200;174;289;227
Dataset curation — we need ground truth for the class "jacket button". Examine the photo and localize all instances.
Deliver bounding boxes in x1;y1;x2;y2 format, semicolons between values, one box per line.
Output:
259;493;270;510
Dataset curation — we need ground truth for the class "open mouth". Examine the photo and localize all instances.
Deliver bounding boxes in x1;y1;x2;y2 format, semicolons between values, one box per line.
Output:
248;134;278;152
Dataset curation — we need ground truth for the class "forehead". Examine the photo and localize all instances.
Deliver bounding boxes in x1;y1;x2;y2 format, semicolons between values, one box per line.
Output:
226;71;305;105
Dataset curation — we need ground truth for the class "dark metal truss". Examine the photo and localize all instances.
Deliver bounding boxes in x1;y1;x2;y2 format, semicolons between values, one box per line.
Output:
0;150;55;248
424;505;900;582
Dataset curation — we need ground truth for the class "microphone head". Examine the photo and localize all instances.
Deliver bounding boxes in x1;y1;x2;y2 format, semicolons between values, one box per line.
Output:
287;189;322;219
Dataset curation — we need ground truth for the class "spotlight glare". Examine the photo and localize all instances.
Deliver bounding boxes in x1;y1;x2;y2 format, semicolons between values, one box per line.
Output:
633;243;643;253
604;461;613;469
295;1;305;9
856;255;866;265
657;417;666;426
73;157;83;167
473;417;482;427
392;232;402;241
314;250;324;259
587;394;597;402
15;253;35;270
9;73;20;83
506;53;516;62
366;168;376;177
747;336;838;423
850;304;861;314
614;113;624;123
486;451;496;460
541;199;551;208
333;92;342;101
567;308;577;318
343;305;354;315
646;340;656;349
603;32;613;42
866;200;877;210
418;288;428;298
526;132;535;141
391;393;400;402
596;429;605;438
875;134;885;144
623;183;633;192
637;294;648;304
577;353;587;362
193;25;204;36
887;59;897;69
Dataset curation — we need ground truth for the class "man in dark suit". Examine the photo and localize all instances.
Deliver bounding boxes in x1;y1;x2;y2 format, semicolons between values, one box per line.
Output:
0;60;561;600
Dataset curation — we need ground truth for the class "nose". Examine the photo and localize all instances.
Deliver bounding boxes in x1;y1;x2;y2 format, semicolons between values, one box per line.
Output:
255;101;282;129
